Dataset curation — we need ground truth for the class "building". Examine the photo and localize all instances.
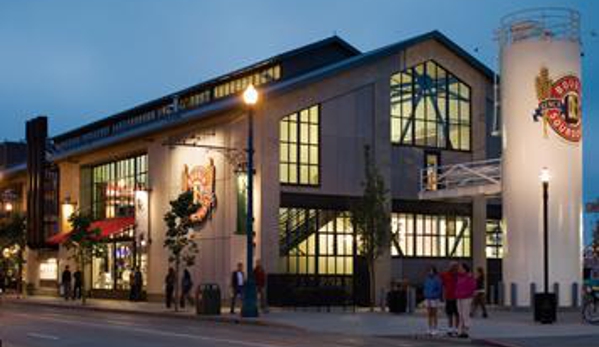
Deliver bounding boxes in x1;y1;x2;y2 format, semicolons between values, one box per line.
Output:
2;30;505;304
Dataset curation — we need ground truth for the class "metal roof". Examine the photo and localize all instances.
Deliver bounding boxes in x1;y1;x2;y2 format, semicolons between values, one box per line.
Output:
43;30;495;163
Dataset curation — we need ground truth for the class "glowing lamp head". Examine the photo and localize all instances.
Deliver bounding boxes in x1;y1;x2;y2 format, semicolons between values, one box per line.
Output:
540;167;551;183
4;202;13;212
243;84;259;106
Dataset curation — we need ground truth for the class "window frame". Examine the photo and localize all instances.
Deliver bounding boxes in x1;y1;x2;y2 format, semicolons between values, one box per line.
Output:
390;59;473;152
279;104;321;187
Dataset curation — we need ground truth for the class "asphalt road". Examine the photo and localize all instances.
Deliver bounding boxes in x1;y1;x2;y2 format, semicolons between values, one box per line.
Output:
0;303;482;347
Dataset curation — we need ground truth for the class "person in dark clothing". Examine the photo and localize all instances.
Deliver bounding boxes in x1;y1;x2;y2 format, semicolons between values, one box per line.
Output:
253;261;268;313
165;267;176;309
180;269;193;309
61;266;72;301
134;268;143;301
230;262;244;314
470;267;488;318
72;268;83;300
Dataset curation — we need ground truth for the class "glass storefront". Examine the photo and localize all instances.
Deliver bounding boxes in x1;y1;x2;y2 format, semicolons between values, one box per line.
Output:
280;208;355;275
89;154;149;293
391;212;471;258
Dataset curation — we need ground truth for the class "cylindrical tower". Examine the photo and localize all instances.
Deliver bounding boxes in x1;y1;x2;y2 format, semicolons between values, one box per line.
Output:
499;8;583;307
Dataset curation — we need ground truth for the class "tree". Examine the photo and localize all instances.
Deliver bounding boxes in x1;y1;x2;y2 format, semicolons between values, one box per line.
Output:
0;213;26;296
163;190;200;311
351;145;391;311
63;212;106;304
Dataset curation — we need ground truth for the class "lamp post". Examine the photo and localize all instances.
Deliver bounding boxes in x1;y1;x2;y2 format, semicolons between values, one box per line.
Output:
540;168;550;294
534;167;556;324
241;84;259;318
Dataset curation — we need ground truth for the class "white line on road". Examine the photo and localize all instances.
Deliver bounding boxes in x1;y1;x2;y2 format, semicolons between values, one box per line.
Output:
26;332;60;340
11;313;292;347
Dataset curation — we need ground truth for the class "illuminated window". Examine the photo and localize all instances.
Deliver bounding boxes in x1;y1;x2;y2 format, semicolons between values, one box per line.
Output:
91;154;148;220
280;208;354;275
280;105;319;186
391;60;471;151
486;219;503;259
391;213;471;257
213;65;281;99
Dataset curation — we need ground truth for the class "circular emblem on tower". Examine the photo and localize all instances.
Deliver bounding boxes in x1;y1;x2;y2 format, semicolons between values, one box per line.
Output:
533;67;582;142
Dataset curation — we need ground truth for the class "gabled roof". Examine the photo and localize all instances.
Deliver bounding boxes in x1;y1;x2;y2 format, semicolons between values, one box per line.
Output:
50;30;495;161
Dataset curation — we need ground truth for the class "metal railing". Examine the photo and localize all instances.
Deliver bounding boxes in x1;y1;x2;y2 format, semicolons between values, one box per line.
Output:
498;7;581;47
420;158;501;194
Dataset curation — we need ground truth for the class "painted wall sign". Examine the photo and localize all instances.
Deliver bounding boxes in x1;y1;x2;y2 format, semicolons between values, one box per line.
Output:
181;158;217;223
533;67;582;142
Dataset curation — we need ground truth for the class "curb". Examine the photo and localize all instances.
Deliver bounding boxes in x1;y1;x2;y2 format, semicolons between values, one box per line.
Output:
3;298;302;331
473;339;523;347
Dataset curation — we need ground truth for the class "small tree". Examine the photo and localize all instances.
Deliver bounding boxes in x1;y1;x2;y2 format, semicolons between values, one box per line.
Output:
0;214;26;296
351;145;391;311
163;190;200;311
63;212;106;304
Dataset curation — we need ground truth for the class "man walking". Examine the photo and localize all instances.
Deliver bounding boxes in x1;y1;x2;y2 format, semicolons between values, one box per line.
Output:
61;265;72;301
254;260;268;313
230;262;244;314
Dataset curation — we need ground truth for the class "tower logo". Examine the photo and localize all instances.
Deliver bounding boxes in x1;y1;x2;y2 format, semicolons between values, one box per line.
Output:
533;67;581;142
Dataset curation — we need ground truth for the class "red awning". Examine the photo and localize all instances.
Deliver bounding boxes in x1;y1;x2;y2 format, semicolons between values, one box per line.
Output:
46;216;135;245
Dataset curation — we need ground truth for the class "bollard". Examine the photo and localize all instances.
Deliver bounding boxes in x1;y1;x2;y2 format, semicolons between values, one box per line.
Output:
498;281;505;306
530;283;537;308
553;282;560;306
572;282;579;308
510;282;518;309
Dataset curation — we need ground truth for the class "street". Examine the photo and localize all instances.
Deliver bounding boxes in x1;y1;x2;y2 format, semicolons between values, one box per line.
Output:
0;303;481;347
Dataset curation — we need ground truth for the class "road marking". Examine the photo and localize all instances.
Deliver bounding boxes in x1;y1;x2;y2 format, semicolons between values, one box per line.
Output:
12;313;288;347
27;332;60;340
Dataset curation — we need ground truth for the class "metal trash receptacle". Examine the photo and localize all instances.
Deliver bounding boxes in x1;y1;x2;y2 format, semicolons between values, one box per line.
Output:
196;283;221;315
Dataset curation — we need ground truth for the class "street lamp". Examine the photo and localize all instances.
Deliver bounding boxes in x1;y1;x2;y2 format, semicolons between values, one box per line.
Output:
241;84;259;318
540;167;550;293
535;167;556;324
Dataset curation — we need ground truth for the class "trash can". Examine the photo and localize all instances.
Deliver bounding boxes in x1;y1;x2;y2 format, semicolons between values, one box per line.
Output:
534;293;557;324
196;283;221;315
387;290;407;314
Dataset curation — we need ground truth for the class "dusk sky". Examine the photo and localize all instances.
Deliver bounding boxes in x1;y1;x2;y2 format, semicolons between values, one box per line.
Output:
1;0;598;241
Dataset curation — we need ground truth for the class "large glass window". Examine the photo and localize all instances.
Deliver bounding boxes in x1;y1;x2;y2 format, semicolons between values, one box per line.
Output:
280;208;354;275
391;60;471;151
391;213;471;257
91;154;148;221
279;105;320;186
486;219;503;259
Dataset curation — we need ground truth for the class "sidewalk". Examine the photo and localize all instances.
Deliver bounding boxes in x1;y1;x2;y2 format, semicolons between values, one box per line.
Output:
4;294;599;345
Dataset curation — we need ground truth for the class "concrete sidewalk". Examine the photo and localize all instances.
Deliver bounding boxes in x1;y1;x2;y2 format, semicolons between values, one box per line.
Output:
4;295;599;346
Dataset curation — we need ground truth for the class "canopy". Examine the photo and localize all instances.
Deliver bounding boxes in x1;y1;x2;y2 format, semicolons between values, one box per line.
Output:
46;216;135;245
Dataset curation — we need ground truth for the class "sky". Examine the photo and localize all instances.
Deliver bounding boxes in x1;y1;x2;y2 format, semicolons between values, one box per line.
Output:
0;0;598;241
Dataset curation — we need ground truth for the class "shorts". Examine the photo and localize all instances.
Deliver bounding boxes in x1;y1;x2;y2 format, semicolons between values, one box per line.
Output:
425;299;440;308
445;299;458;316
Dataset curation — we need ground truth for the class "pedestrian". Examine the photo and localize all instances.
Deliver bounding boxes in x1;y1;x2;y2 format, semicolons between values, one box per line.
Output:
134;267;143;301
471;267;488;318
254;260;268;313
129;268;136;301
165;267;176;309
72;268;83;300
423;265;443;336
61;265;72;301
180;269;193;309
230;262;244;314
440;261;459;336
455;263;477;338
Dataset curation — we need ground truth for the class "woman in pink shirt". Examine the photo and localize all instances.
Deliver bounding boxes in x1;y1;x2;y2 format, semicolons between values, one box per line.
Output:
455;263;476;338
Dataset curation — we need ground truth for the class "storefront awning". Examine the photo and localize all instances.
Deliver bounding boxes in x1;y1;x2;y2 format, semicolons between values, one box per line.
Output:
46;216;135;245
